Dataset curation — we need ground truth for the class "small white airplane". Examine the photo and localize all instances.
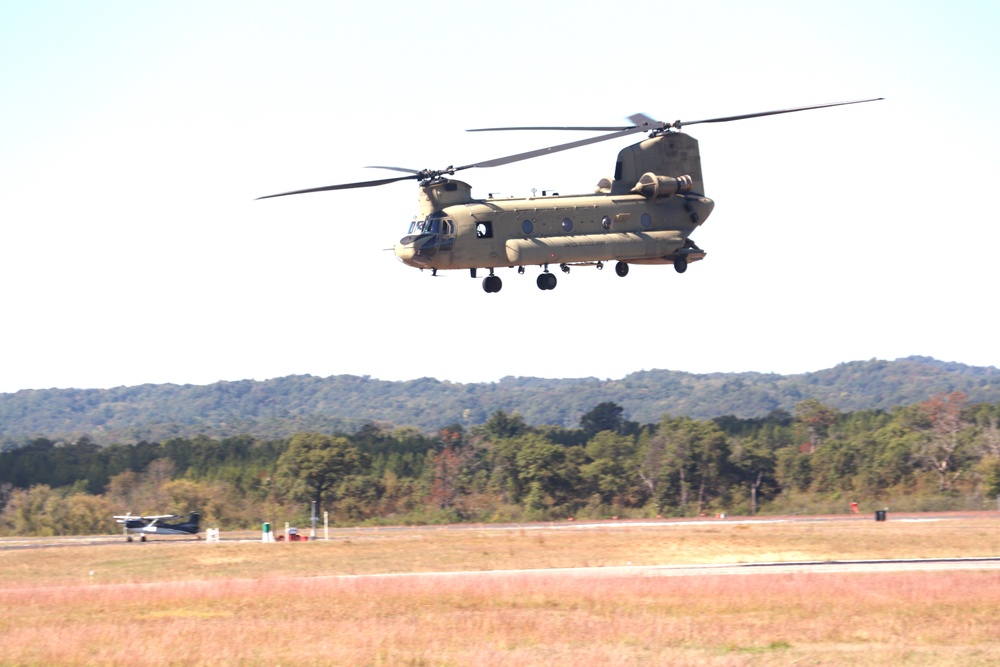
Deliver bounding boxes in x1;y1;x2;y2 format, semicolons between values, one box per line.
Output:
114;512;201;542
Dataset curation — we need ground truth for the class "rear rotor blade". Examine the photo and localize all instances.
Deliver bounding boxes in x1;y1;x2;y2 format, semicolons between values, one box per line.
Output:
676;98;883;128
458;125;650;170
467;114;661;134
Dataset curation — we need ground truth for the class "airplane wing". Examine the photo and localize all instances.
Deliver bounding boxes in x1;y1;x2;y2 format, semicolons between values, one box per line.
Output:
113;514;178;522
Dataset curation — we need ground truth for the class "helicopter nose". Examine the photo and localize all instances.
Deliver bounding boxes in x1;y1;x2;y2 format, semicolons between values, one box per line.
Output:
395;234;439;268
394;239;417;264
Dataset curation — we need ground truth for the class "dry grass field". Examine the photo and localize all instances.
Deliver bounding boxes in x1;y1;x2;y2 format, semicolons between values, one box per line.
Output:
2;515;1000;665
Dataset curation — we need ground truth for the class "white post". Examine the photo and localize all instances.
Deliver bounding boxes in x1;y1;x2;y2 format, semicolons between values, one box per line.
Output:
285;522;290;543
310;500;317;541
324;511;329;541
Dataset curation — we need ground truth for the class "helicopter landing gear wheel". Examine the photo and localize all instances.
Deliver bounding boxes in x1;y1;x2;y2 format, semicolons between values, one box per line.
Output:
615;261;629;277
482;275;502;293
536;272;557;291
674;257;688;274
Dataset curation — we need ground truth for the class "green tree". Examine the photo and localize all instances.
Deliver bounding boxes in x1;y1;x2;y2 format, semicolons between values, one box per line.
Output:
651;416;731;515
277;433;368;515
730;437;776;515
483;410;529;441
580;402;624;437
775;446;813;492
509;433;581;518
580;430;643;508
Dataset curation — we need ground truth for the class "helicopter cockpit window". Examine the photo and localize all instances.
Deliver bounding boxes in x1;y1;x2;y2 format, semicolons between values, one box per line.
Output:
408;218;454;235
476;221;494;239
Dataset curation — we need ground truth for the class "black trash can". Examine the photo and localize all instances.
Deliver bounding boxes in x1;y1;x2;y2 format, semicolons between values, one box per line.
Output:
875;510;887;522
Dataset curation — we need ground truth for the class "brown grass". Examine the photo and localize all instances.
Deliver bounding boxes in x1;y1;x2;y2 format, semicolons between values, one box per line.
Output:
3;570;1000;665
2;515;1000;665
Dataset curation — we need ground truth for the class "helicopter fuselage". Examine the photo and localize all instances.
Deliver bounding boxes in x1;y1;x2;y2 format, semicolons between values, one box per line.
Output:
394;185;713;272
393;130;714;291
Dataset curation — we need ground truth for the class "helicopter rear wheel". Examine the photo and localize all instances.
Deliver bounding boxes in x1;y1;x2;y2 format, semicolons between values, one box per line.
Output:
615;261;629;277
674;257;688;274
482;275;502;293
536;273;557;290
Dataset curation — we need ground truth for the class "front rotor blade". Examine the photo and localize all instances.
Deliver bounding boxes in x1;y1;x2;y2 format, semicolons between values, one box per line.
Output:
256;173;418;199
677;98;883;127
468;125;633;132
458;125;650;170
366;165;422;174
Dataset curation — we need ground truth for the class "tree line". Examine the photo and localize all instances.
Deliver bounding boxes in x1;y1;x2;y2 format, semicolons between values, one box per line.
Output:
3;393;1000;536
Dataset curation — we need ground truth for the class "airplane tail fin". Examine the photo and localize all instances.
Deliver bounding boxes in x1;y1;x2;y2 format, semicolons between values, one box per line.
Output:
186;512;201;532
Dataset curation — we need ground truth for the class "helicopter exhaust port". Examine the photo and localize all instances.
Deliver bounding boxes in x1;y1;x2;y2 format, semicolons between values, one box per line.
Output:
631;173;693;199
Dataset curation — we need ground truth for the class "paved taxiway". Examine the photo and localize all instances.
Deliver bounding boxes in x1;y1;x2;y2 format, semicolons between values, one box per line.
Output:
321;557;1000;584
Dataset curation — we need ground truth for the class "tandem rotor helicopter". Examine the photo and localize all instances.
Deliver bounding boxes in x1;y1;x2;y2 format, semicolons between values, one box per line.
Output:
259;98;882;293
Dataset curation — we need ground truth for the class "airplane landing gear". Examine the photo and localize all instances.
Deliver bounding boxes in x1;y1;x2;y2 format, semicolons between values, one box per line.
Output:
536;272;557;290
482;275;502;293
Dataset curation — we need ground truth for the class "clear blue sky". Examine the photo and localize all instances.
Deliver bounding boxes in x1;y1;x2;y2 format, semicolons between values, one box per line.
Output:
1;1;998;392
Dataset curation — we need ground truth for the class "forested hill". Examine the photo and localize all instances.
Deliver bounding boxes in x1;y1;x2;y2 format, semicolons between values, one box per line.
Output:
2;356;998;445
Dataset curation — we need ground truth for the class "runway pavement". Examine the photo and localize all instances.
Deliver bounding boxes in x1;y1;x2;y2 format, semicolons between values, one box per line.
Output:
3;514;1000;586
325;556;1000;583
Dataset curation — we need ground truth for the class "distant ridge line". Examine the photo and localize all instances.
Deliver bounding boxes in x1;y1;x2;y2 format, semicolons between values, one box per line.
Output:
1;356;998;445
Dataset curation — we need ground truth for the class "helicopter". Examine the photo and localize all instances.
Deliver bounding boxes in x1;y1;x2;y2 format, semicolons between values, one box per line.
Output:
259;99;881;293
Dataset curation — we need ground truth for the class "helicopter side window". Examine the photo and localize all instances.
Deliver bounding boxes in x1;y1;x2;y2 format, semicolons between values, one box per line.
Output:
476;221;494;239
444;220;454;235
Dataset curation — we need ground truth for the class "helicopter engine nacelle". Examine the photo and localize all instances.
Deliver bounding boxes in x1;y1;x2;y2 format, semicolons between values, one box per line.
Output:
631;173;693;199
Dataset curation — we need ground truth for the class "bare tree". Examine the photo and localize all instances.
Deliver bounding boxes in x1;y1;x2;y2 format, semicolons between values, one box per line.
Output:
914;391;969;492
795;400;839;452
